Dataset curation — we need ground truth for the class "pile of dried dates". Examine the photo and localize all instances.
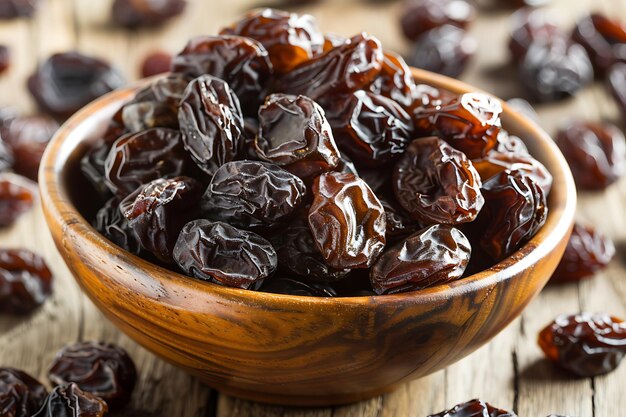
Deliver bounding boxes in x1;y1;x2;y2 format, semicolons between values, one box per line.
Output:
82;8;552;297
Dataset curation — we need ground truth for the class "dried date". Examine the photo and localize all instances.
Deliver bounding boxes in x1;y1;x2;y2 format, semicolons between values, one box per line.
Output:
32;383;108;417
555;121;626;190
140;50;172;78
220;8;324;75
104;128;192;196
0;248;53;315
201;160;306;229
538;313;626;377
28;52;125;120
94;197;141;254
0;368;47;417
407;25;476;78
173;219;277;290
112;0;186;27
325;90;414;167
81;141;113;200
48;341;136;409
608;63;626;118
255;94;340;178
0;173;37;227
178;75;244;175
572;13;626;75
380;197;419;244
171;35;272;115
429;399;517;417
371;224;470;295
120;176;203;262
550;223;615;284
369;52;416;108
400;0;475;41
275;32;383;102
508;8;562;63
308;172;386;269
393;137;484;225
472;150;552;195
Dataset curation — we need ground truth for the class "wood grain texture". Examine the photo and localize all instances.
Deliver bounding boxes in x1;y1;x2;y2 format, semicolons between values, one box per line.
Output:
0;0;624;415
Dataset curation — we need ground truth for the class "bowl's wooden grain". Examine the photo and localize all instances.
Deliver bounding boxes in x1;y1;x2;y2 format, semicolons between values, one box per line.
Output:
39;68;576;406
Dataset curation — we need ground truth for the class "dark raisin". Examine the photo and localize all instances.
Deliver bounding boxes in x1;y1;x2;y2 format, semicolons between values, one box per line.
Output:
48;341;136;409
220;8;324;75
261;276;337;297
406;25;476;78
325;90;414;167
572;13;626;75
371;224;470;295
519;38;593;102
173;219;277;290
379;197;419;245
508;8;562;63
201;160;306;229
400;0;475;41
0;368;47;417
112;0;186;27
429;399;517;417
178;75;244;176
608;62;626;118
0;115;59;181
308;172;386;269
0;173;37;227
104;128;193;196
393;137;484;225
369;51;417;108
32;383;108;417
0;248;53;315
472;150;552;195
412;92;502;159
255;93;339;179
275;32;383;102
139;50;172;78
550;223;615;284
120;176;203;262
555;121;626;190
0;0;38;19
171;35;272;115
538;313;626;377
94;197;141;254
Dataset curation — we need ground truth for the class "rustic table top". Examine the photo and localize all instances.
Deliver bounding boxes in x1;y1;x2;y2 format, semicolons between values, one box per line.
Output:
0;0;625;416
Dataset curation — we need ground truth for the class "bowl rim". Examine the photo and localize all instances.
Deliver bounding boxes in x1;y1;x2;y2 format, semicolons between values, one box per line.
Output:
39;67;577;306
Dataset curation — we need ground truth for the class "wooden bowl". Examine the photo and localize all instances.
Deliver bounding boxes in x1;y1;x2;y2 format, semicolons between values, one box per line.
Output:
39;68;576;406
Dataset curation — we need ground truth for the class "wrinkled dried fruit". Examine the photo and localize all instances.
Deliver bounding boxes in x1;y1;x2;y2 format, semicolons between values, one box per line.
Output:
0;368;47;417
608;63;626;118
171;35;272;114
555;121;626;190
81;141;113;199
572;13;626;75
380;197;419;244
0;248;53;315
472;150;552;195
325;90;414;167
0;173;37;227
508;8;562;63
400;0;475;41
275;32;383;102
308;172;386;269
494;130;529;155
369;52;417;108
538;313;626;377
550;223;615;284
407;25;476;78
48;341;136;409
140;50;172;78
221;8;324;74
269;217;349;282
393;137;484;225
0;114;59;181
255;93;339;178
94;197;141;254
173;219;277;289
0;45;9;73
261;276;337;297
112;0;186;27
202;160;306;228
32;383;108;417
104;128;192;196
477;170;547;260
519;38;593;102
0;0;38;19
178;75;244;175
121;176;203;262
28;52;125;120
412;92;502;159
371;224;470;295
429;399;517;417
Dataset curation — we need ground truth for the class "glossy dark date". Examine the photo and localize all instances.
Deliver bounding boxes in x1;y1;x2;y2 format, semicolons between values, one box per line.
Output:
0;248;53;315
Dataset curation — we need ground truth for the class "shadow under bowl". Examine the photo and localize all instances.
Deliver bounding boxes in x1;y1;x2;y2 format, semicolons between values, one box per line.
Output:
39;68;576;406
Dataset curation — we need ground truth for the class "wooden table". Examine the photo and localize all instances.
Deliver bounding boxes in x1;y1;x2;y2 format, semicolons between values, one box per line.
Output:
0;0;625;415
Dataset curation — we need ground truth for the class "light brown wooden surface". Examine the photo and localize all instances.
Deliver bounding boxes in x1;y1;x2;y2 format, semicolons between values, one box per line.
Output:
0;0;624;416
